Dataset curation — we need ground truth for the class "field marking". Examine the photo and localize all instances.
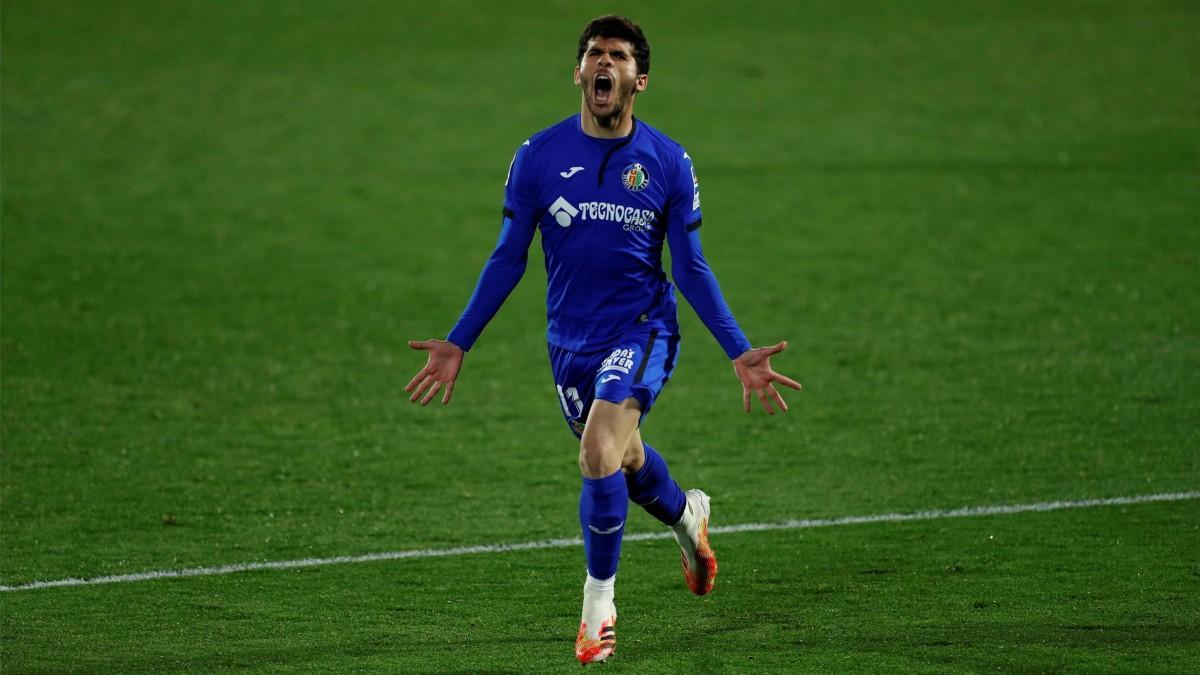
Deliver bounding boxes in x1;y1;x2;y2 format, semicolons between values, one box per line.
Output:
2;491;1196;593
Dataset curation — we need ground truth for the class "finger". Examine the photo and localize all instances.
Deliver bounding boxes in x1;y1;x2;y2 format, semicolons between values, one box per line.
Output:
404;368;428;393
773;373;803;390
420;381;442;406
441;380;455;406
409;375;434;402
408;340;432;351
742;385;751;413
762;341;787;357
769;384;789;413
757;389;775;415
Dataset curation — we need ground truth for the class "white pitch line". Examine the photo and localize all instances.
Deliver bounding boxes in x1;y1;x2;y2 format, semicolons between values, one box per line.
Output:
2;491;1196;593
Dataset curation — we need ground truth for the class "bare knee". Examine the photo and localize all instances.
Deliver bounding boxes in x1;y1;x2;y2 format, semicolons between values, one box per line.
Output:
577;398;643;478
579;435;622;478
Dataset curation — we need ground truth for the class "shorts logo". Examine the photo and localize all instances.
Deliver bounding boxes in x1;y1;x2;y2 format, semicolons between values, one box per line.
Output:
599;348;635;375
548;196;579;227
621;163;650;193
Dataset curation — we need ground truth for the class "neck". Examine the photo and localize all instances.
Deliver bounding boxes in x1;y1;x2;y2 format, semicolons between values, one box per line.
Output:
579;97;636;139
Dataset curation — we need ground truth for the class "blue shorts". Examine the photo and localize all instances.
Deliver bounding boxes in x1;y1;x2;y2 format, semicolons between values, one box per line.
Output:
549;323;681;438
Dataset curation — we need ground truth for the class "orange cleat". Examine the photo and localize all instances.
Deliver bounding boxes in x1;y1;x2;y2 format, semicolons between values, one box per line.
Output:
673;489;718;595
575;605;617;664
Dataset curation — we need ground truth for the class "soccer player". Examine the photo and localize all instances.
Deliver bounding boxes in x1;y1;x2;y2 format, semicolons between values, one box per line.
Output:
405;15;800;664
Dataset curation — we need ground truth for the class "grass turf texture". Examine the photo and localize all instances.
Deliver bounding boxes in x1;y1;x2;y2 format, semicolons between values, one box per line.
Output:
2;0;1197;671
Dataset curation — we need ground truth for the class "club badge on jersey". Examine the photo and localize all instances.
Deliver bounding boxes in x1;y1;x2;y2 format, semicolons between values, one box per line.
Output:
621;163;650;193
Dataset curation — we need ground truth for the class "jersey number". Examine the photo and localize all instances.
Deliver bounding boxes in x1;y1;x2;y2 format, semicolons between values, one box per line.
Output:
557;385;584;419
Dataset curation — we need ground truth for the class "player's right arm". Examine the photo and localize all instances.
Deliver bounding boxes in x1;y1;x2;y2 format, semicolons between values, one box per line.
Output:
406;142;539;406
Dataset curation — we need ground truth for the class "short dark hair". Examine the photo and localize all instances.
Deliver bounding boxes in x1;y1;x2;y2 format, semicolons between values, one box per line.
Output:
576;15;651;75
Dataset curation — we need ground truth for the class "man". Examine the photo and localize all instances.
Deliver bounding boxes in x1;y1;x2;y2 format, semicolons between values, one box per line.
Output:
405;15;800;664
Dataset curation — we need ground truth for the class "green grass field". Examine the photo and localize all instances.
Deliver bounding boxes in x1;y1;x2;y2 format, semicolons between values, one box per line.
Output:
3;1;1198;671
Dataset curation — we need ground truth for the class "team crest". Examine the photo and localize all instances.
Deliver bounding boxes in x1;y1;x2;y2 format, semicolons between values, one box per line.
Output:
621;163;650;193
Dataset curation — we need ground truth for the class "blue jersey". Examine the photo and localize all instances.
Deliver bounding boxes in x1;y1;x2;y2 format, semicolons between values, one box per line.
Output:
448;115;751;359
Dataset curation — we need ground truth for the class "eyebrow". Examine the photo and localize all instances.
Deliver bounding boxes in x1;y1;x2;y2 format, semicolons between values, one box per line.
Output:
588;46;630;57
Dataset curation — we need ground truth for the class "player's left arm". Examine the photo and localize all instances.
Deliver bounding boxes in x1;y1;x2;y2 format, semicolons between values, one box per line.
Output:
665;151;801;415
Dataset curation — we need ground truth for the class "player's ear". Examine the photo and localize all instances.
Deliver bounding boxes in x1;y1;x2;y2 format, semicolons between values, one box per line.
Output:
574;66;582;87
635;73;648;93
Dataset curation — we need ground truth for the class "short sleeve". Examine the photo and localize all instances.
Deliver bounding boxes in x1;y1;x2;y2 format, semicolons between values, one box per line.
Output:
667;148;702;233
504;140;539;226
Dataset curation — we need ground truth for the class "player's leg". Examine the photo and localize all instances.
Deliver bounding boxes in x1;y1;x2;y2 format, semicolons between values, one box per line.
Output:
577;398;640;603
620;429;718;596
621;428;685;525
575;397;641;664
599;328;717;596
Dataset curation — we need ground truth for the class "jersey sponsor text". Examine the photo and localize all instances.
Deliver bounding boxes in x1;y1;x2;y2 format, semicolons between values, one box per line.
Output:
576;201;657;232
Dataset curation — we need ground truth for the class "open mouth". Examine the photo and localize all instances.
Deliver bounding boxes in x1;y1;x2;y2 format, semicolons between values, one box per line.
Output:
593;73;613;106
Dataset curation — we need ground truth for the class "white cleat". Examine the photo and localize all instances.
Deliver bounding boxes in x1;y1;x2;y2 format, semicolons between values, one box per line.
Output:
672;489;718;595
576;575;617;664
575;603;616;663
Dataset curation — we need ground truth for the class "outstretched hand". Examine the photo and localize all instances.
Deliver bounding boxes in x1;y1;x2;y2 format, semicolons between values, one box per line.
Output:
405;339;465;406
732;341;802;415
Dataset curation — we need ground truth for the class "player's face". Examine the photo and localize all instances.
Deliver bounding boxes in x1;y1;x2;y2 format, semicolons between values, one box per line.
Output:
574;37;647;125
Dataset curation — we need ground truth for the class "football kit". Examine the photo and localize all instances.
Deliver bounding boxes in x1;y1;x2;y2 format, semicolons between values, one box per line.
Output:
447;114;751;435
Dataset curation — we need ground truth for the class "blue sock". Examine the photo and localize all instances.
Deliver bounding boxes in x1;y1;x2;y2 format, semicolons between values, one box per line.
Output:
580;470;628;579
626;443;687;526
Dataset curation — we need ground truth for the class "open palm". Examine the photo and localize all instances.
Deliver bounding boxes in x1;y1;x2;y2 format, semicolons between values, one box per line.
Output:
732;341;802;414
405;339;465;406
